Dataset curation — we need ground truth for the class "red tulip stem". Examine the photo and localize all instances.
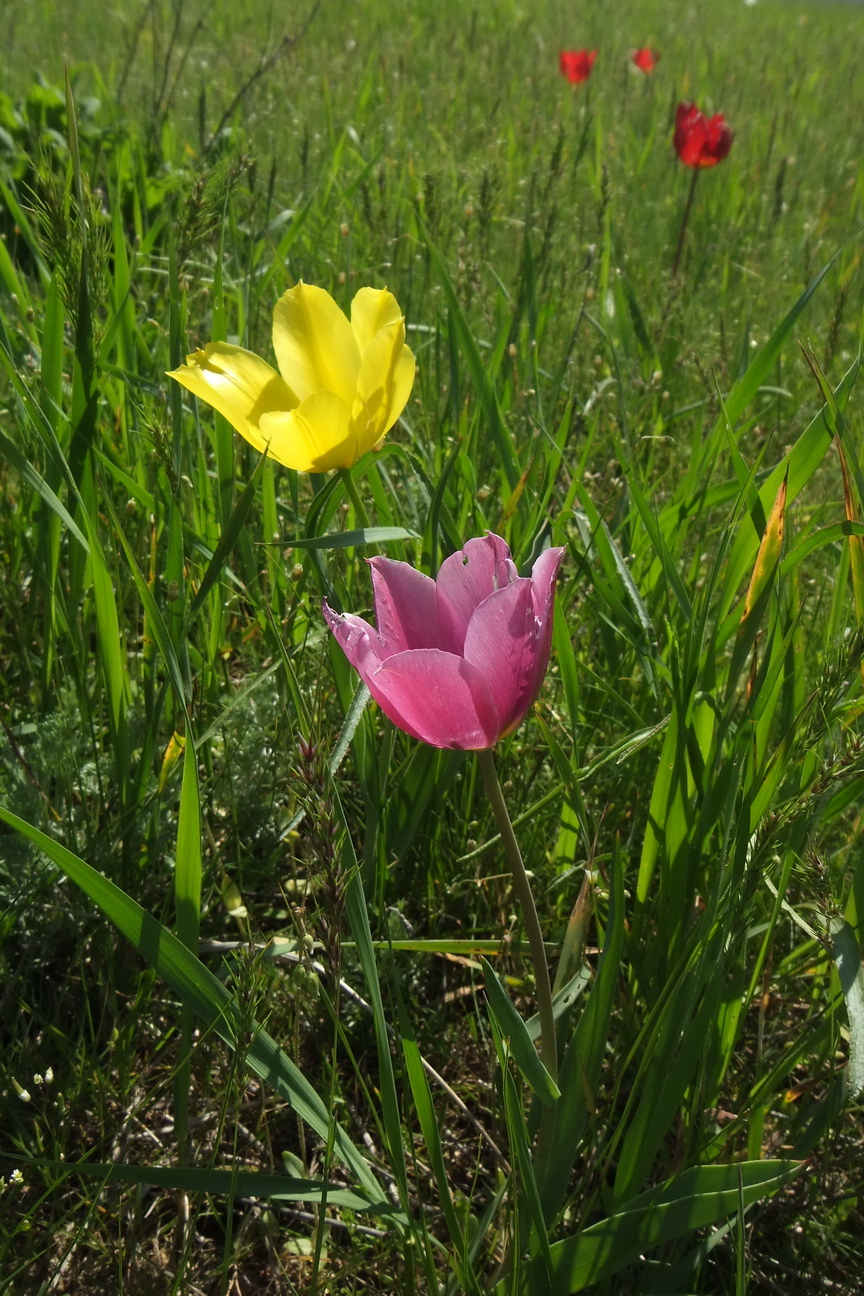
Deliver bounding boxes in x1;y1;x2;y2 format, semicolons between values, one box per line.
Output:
477;748;558;1085
671;166;700;277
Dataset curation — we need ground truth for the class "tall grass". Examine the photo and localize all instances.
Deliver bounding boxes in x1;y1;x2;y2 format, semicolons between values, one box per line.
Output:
1;0;863;1292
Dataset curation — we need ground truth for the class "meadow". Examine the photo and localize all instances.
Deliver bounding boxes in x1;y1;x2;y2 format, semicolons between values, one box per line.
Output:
1;0;864;1291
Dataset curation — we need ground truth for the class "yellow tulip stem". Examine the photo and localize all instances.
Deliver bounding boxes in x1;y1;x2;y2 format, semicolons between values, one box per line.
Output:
477;748;558;1085
339;468;370;532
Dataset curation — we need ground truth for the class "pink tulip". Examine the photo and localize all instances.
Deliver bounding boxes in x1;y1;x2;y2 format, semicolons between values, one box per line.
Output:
323;533;565;750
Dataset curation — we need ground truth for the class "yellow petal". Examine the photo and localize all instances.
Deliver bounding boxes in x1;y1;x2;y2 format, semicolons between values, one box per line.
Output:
168;343;296;453
351;318;416;454
259;390;357;472
350;286;405;354
272;282;359;407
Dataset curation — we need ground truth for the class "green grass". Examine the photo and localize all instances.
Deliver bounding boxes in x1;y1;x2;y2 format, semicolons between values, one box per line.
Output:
1;0;864;1292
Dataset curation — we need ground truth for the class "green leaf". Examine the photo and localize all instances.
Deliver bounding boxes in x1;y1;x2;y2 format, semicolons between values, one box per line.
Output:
535;1160;805;1294
393;978;484;1296
175;725;202;953
727;469;788;688
173;721;202;1148
424;234;520;492
538;845;625;1221
711;257;834;433
830;916;864;1097
718;354;860;622
741;470;787;623
341;827;411;1207
28;1159;376;1214
85;517;131;792
184;448;270;629
482;958;560;1106
611;943;725;1205
288;526;419;550
104;496;190;713
0;808;391;1212
0;425;88;552
491;1018;553;1279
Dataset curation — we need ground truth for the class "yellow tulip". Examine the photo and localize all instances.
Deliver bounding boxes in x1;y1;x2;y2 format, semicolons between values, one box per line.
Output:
167;282;415;472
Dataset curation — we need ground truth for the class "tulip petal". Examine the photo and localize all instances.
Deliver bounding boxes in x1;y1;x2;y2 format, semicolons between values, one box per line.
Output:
324;532;564;749
674;102;732;169
462;579;538;736
675;102;698;132
368;557;446;651
526;546;566;709
706;115;733;163
369;649;501;749
436;535;519;652
272;282;360;406
559;49;596;84
322;603;390;669
168;343;297;453
352;319;416;453
350;287;405;354
530;546;566;619
259;390;356;472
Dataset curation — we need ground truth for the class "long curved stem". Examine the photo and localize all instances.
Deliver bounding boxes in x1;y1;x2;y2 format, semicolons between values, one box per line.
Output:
671;166;700;277
477;748;558;1084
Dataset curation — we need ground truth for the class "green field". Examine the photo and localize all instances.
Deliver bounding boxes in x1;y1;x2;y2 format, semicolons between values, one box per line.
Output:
1;0;864;1292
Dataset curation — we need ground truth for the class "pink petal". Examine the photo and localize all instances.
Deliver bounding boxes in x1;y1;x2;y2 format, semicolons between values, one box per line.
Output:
530;546;566;623
368;649;501;749
368;557;446;652
462;579;539;736
525;546;566;711
324;601;438;737
436;534;518;652
322;603;388;671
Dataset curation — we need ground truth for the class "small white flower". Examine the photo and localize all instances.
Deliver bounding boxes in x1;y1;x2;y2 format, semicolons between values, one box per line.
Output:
8;1169;23;1185
44;1067;54;1085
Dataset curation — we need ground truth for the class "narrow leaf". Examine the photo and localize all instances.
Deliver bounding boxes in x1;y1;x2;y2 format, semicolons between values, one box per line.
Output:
482;958;560;1106
0;809;389;1209
537;1160;805;1294
288;526;419;551
34;1158;373;1212
830;916;864;1097
0;426;88;551
742;469;788;624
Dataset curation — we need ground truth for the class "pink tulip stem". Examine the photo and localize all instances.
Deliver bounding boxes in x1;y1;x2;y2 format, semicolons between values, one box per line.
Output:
671;166;700;277
477;748;558;1084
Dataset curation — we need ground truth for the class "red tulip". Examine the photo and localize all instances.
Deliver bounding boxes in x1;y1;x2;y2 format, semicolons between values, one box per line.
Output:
559;49;597;84
632;47;659;73
673;102;733;169
323;534;565;751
